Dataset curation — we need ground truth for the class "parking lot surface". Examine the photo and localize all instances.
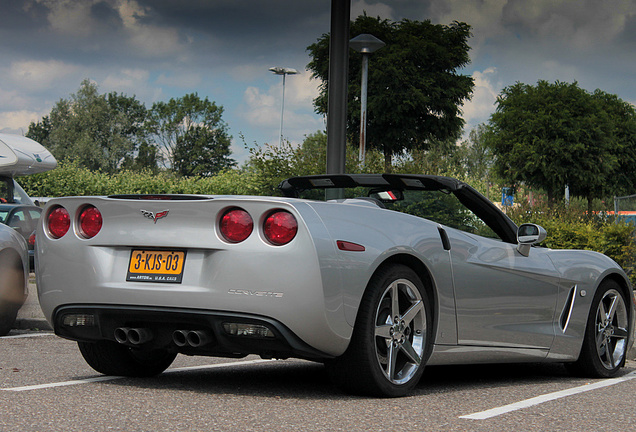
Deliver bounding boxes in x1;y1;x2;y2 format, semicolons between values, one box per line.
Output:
2;330;636;431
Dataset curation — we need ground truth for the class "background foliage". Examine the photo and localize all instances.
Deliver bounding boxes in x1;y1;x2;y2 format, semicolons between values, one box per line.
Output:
307;15;473;169
19;129;636;284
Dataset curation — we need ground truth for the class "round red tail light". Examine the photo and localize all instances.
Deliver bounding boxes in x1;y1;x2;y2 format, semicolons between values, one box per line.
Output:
79;205;102;239
220;208;253;243
48;206;71;239
264;211;298;245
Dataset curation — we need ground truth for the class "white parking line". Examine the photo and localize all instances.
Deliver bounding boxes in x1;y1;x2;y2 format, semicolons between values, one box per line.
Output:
1;359;271;392
460;370;636;420
1;332;55;339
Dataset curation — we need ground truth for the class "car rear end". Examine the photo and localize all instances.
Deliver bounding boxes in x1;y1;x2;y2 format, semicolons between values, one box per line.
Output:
35;194;349;360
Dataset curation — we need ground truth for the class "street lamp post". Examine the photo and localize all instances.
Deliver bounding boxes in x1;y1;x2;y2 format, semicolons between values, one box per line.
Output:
349;34;385;166
269;67;299;146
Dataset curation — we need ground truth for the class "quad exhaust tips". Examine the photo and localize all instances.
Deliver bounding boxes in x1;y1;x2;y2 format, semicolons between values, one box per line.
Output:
173;330;210;348
114;327;153;345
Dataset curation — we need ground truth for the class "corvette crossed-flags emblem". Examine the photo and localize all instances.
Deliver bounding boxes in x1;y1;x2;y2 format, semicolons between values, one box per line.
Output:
140;209;169;224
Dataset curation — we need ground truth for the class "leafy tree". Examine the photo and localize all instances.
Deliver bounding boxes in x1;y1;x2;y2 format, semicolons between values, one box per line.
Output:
26;80;145;173
144;93;234;174
486;81;636;211
307;15;474;170
25;115;51;144
244;131;371;195
463;124;493;181
173;125;235;177
121;142;161;173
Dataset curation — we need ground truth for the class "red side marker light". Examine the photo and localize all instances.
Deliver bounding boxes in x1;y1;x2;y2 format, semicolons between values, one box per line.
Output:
337;240;365;252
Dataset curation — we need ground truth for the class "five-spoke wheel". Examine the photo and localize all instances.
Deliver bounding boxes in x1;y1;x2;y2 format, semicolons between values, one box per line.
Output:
327;264;431;397
568;280;629;378
374;278;426;385
593;287;629;371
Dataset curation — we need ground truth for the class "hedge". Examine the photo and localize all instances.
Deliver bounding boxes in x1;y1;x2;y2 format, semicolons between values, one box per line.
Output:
19;163;636;284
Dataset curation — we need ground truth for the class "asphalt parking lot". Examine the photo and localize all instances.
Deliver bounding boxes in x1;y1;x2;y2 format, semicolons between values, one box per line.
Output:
4;278;636;431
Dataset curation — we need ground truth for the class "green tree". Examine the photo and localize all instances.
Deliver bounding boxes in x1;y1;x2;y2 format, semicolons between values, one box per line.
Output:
25;115;51;144
244;131;369;195
463;124;493;181
486;81;636;211
307;15;474;170
144;93;234;174
26;80;145;173
173;125;235;177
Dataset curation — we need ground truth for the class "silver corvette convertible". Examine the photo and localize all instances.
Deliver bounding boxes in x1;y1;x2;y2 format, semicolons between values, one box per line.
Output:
36;174;634;397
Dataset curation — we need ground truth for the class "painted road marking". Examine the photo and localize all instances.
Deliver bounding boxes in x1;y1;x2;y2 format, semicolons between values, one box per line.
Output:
460;370;636;420
1;332;55;339
1;359;271;392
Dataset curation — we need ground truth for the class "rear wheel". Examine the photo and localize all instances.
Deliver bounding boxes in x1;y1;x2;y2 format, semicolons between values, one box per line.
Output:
328;264;431;397
567;280;629;377
0;252;25;336
78;340;177;377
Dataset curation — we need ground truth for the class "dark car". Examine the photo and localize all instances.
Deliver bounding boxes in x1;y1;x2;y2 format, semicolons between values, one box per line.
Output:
0;177;42;271
0;204;41;270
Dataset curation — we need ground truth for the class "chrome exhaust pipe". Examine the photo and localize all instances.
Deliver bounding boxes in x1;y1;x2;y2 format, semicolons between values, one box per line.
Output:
127;328;152;345
114;327;131;344
172;330;189;347
186;330;209;347
172;330;210;347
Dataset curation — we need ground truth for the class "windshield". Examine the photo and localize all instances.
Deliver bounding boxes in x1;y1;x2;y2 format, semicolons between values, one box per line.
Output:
0;177;35;205
297;187;499;239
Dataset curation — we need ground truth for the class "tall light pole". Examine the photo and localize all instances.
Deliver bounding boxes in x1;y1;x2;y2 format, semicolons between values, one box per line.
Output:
349;34;385;166
269;67;298;146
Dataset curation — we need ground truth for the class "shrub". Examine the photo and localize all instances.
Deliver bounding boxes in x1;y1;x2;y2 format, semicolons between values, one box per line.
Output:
507;202;636;284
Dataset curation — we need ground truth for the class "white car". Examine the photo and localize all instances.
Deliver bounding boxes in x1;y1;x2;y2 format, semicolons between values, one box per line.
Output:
0;133;56;334
0;222;29;335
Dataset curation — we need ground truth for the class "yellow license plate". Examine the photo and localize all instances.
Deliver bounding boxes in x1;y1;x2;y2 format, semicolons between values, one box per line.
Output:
126;250;186;283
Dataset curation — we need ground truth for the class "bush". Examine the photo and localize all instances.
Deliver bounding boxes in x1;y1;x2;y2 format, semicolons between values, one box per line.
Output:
19;158;636;285
507;203;636;284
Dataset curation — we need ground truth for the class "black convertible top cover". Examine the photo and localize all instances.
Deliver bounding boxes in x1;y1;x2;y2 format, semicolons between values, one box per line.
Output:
279;174;518;244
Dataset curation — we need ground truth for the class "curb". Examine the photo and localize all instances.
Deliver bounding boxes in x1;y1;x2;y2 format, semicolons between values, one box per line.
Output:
14;317;52;331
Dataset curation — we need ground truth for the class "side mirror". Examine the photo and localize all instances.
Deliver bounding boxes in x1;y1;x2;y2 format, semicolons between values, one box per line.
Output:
517;223;547;257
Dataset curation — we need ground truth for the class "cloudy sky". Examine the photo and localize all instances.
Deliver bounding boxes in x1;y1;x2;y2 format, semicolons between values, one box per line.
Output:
1;0;635;164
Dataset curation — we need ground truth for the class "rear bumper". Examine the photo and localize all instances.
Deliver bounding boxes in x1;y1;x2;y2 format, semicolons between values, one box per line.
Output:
53;304;331;361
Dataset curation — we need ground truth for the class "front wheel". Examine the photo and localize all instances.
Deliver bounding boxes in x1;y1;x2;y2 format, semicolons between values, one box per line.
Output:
78;340;177;377
328;264;432;397
567;280;630;378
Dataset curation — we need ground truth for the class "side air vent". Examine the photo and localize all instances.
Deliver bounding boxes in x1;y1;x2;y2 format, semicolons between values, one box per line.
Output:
559;285;577;332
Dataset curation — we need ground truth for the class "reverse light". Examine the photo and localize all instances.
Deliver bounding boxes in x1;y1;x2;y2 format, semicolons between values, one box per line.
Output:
220;208;253;243
47;206;71;239
62;313;96;327
222;322;275;338
263;211;298;246
79;205;103;239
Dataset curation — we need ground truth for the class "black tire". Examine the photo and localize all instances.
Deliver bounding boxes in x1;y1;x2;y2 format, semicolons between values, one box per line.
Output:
327;264;432;397
0;303;19;336
0;252;25;336
78;340;177;377
567;280;629;378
